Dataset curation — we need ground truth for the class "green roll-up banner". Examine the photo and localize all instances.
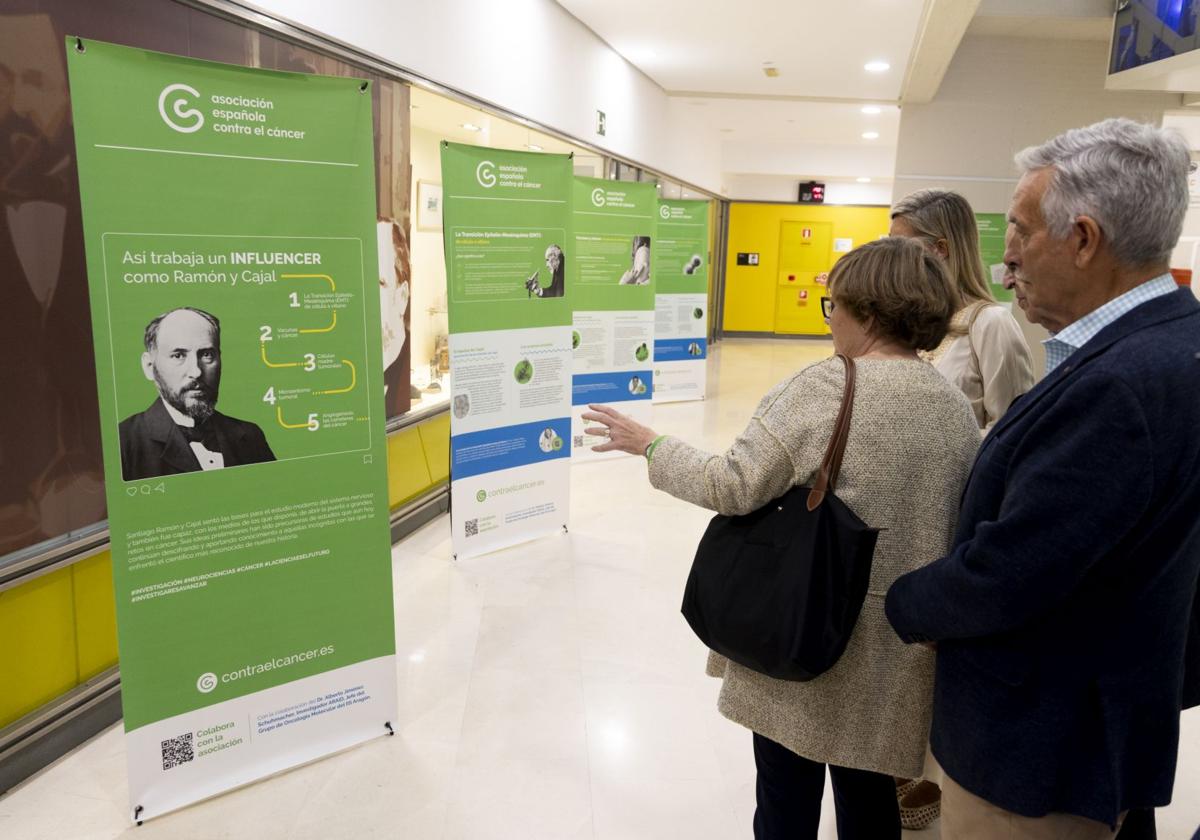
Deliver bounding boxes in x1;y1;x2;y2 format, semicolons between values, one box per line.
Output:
976;212;1015;303
441;142;574;559
66;38;396;821
569;177;657;460
653;199;711;403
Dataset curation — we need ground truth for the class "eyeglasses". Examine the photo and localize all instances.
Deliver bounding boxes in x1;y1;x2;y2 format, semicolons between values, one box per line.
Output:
820;296;834;320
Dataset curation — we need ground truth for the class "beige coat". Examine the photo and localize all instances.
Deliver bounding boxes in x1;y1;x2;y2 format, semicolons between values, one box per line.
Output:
648;356;980;777
926;303;1034;433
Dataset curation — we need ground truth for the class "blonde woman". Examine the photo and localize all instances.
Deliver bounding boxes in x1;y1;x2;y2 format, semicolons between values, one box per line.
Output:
891;189;1034;435
888;189;1034;829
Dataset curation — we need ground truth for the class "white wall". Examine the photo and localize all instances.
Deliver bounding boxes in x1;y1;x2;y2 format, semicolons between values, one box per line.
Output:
245;0;723;193
723;174;893;205
893;35;1182;211
892;34;1184;374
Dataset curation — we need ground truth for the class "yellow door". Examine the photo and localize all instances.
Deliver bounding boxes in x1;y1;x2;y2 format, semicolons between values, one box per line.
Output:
775;221;832;335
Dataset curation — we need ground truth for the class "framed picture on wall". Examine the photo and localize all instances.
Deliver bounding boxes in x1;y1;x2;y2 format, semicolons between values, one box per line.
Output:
417;180;442;231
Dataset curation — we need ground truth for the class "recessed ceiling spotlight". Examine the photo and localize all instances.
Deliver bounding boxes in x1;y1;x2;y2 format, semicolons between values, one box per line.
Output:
864;61;890;73
862;131;880;140
461;122;481;132
763;66;780;78
861;105;882;115
857;177;872;183
527;144;543;151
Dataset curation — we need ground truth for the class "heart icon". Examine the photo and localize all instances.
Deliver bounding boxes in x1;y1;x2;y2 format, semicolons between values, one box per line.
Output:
126;487;138;497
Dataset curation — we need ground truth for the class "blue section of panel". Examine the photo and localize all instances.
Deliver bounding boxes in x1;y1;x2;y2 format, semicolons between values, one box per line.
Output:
654;338;707;362
572;370;653;405
451;417;571;480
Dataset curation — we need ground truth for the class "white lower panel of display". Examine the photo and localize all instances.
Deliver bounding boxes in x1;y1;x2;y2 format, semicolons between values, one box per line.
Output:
448;326;573;436
450;459;570;560
125;656;397;822
653;359;707;404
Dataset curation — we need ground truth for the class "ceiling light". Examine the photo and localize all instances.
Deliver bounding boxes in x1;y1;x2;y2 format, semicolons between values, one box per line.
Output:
864;61;891;73
720;128;734;133
861;105;882;115
857;177;872;183
526;143;543;151
763;66;780;78
862;131;880;140
461;122;481;132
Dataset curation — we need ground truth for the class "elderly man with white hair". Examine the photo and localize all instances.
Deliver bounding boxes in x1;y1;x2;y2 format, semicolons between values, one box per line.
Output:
886;118;1200;839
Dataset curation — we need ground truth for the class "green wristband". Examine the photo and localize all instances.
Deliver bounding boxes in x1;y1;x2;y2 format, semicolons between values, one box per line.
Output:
644;435;665;461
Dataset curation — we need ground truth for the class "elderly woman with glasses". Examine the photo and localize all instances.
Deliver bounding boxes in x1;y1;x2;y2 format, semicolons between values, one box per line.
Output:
583;236;981;840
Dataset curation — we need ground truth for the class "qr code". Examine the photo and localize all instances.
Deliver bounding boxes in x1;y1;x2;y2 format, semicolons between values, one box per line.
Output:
161;733;194;770
573;435;584;448
465;518;478;537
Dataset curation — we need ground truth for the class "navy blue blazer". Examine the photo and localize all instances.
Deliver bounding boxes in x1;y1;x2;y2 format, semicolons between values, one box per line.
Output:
886;288;1200;827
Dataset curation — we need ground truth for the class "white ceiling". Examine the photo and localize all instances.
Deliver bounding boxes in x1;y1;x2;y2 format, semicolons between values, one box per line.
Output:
420;1;1115;199
681;97;901;144
554;0;927;100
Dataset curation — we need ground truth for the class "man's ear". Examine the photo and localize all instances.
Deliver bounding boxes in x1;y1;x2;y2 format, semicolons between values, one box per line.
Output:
1072;215;1104;269
933;238;950;260
141;352;156;383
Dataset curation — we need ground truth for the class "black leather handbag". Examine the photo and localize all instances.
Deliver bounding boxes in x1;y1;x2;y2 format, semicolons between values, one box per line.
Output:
681;354;879;681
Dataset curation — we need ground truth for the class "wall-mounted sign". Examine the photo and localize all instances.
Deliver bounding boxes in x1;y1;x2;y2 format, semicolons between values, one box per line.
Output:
735;252;759;266
596;110;606;136
834;237;854;253
799;181;825;204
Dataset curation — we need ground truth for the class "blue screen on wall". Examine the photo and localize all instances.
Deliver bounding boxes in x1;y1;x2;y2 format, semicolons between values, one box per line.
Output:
1111;0;1200;74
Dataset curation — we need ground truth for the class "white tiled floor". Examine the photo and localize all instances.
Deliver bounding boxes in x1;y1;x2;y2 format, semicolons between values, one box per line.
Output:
2;339;1199;839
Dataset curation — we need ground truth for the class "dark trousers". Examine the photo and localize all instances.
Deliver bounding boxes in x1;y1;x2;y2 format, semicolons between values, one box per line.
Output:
752;732;900;840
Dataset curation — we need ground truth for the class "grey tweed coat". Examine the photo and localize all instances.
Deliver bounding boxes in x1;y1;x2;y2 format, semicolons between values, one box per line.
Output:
648;356;980;777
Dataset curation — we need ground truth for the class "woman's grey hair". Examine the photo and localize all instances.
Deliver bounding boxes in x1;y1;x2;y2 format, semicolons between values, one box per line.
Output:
1014;118;1190;267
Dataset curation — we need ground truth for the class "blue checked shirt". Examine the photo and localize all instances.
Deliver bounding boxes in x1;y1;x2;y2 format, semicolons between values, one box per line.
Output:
1043;273;1178;375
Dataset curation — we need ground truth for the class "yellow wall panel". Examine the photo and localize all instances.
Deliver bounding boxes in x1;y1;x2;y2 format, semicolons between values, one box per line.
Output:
418;414;450;485
73;551;119;681
387;426;433;509
0;568;78;727
723;203;892;333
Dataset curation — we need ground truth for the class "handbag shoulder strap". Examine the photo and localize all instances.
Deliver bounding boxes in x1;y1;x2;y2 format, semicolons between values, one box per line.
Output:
806;354;856;511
